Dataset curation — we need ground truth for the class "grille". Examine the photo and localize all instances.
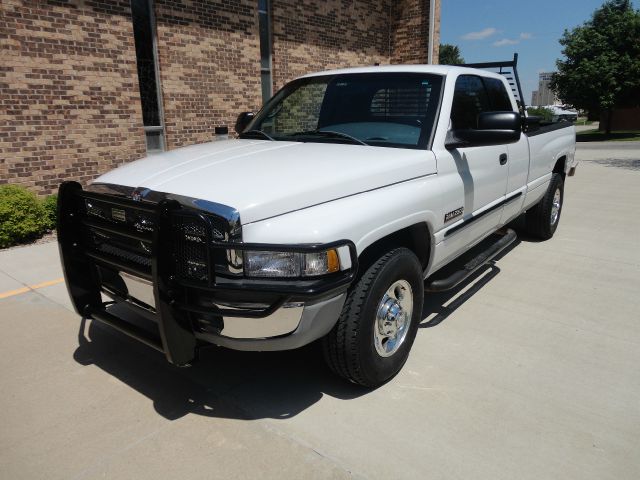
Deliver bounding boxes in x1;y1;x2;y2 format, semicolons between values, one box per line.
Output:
82;198;155;275
82;194;228;283
85;198;156;234
174;215;210;282
97;242;152;268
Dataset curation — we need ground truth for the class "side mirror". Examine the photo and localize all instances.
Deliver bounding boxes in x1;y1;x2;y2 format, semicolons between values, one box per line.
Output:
524;115;541;132
445;111;521;149
235;111;255;134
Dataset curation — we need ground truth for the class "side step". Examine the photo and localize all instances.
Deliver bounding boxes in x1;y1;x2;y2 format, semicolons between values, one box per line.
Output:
425;228;517;292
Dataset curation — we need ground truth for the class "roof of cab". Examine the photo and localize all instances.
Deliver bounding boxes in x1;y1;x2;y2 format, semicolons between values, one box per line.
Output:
299;64;506;80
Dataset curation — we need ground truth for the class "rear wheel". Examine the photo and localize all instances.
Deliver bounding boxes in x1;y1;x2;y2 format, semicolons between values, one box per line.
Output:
526;173;564;240
322;248;424;387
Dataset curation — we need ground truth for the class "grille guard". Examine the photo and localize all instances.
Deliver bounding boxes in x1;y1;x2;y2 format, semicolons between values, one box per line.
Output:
57;181;358;365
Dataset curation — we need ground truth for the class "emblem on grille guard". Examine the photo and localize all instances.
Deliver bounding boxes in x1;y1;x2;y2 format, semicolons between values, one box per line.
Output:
111;208;126;222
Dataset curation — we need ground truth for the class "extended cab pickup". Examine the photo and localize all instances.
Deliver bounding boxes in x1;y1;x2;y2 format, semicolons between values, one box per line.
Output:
58;59;576;387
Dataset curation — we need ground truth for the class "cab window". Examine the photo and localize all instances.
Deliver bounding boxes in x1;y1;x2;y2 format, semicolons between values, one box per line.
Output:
450;75;491;129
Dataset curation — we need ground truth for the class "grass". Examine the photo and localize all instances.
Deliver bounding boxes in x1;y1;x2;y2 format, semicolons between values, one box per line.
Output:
576;129;640;142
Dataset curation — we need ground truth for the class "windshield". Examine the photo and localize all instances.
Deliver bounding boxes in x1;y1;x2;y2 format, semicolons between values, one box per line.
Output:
242;73;443;149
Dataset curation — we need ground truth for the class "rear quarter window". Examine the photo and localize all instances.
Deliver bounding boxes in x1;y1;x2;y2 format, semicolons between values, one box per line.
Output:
483;77;513;111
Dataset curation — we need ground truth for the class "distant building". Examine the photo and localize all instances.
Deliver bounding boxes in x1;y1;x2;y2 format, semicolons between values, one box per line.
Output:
531;90;539;106
530;72;559;106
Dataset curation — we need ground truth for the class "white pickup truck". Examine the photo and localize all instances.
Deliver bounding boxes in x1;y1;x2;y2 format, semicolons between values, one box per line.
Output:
58;59;576;387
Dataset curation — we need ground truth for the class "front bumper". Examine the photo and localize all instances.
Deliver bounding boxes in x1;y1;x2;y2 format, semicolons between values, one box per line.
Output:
58;181;357;365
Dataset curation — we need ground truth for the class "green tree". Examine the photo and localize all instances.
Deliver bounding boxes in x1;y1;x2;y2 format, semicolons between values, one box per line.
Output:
550;0;640;133
526;106;554;123
439;44;464;64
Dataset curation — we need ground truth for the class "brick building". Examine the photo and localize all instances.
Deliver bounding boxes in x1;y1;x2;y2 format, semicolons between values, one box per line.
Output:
1;0;441;195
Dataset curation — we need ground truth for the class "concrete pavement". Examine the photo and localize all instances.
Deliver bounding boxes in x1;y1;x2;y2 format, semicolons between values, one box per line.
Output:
1;142;639;479
574;123;598;133
574;141;640;171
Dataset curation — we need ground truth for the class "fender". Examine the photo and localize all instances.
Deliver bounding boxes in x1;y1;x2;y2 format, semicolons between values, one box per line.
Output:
242;174;442;272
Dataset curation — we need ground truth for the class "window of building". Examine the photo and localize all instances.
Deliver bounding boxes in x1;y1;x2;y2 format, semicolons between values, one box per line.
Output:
258;0;273;104
131;0;165;153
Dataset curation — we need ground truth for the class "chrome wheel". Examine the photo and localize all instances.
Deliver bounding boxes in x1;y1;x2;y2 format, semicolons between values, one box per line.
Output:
373;280;413;357
550;187;561;226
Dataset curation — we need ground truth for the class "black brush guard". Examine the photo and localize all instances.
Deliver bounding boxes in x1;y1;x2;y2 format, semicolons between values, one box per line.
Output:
58;181;358;365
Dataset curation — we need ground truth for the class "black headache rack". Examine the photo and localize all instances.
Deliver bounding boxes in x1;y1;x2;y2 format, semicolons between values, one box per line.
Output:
456;53;527;115
58;181;358;366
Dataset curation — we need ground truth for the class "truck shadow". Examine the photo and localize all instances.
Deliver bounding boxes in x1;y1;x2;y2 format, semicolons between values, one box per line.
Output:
73;318;366;422
420;237;521;328
420;264;501;329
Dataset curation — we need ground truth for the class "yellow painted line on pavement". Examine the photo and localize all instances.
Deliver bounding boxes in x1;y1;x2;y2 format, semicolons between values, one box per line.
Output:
0;278;64;299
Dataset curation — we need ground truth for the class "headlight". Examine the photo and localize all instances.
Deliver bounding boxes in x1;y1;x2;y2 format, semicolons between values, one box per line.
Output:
244;249;340;278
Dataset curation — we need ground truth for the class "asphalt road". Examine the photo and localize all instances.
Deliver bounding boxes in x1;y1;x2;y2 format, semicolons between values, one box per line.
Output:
1;142;639;479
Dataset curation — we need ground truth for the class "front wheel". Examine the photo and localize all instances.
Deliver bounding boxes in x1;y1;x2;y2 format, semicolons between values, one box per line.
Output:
526;173;564;240
322;248;424;387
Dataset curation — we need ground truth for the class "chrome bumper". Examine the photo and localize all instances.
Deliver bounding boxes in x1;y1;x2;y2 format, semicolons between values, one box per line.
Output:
195;294;347;351
112;271;345;350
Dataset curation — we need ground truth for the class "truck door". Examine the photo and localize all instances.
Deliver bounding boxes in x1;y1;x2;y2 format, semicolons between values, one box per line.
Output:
431;75;510;270
448;75;510;229
482;77;529;225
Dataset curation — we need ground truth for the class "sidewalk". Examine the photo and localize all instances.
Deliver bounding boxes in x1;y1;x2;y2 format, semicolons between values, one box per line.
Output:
0;240;72;310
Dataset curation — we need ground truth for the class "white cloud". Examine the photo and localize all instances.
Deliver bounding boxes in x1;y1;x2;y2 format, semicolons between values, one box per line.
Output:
493;38;519;47
461;27;497;40
493;33;533;47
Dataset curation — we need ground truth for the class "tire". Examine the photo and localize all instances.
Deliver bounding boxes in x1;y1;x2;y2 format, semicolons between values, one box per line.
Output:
322;248;424;387
526;173;564;240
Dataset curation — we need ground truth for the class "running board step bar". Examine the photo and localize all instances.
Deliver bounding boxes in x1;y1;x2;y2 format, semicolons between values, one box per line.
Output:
425;228;517;292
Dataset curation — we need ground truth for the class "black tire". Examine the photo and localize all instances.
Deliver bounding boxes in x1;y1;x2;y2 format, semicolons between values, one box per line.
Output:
322;248;424;387
526;173;564;240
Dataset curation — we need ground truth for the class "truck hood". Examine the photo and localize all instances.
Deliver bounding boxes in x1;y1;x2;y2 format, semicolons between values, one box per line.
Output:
95;139;436;224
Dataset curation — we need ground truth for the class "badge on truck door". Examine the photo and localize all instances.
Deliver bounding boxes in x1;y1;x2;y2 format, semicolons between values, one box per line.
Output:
444;207;463;223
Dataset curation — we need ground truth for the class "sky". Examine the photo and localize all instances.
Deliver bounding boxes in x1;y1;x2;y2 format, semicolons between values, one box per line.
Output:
439;0;631;103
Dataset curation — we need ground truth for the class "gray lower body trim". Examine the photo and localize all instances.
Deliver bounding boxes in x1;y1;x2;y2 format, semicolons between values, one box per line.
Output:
195;294;346;351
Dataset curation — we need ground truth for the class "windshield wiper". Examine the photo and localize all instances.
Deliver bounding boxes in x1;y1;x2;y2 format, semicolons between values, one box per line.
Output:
240;129;275;141
288;129;369;146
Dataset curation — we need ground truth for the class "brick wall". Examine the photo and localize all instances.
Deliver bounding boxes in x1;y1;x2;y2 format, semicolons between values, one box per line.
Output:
390;0;440;65
0;0;146;195
153;0;262;149
271;0;393;91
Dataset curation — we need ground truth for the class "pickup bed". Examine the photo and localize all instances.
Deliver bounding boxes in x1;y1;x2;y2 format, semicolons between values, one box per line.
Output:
58;59;576;387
